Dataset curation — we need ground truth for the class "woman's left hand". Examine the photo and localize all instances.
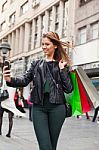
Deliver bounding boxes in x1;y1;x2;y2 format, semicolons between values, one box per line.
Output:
59;60;67;69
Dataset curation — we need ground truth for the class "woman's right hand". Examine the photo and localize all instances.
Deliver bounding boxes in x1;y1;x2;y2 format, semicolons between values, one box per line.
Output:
3;66;11;82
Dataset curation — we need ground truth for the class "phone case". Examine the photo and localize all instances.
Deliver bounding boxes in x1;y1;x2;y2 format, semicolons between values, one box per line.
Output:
4;60;10;70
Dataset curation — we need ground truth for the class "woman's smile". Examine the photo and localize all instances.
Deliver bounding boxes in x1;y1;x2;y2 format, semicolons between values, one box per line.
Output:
42;37;56;58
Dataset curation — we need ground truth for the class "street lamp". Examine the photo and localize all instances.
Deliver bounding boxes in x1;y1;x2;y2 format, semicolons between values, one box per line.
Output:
0;42;11;86
0;42;11;64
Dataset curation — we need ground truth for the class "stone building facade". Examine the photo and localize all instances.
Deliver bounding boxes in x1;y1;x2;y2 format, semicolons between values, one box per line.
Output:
73;0;99;90
0;0;75;85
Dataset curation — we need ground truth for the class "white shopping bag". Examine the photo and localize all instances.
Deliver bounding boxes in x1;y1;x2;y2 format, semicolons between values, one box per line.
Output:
76;67;99;108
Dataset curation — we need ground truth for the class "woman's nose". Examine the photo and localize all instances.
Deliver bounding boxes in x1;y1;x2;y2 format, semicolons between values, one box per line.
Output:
42;44;46;49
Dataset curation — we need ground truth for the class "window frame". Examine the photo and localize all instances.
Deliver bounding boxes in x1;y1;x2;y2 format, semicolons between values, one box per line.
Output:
1;21;6;31
79;26;87;44
91;22;99;40
9;12;16;25
2;1;7;12
20;1;29;15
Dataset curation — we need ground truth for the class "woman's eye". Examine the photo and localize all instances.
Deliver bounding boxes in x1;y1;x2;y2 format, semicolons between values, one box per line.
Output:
46;42;50;46
42;43;49;46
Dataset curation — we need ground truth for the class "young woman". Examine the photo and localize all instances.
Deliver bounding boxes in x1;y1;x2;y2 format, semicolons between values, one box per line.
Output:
3;31;73;149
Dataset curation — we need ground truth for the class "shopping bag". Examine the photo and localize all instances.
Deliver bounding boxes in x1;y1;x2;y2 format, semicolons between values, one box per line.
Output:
76;67;99;108
76;71;94;113
65;71;82;117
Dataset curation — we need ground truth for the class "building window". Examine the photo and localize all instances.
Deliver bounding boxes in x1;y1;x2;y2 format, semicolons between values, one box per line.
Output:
9;12;16;25
80;0;93;6
20;1;29;15
62;1;69;37
48;9;53;31
1;21;6;31
34;18;38;48
55;5;59;33
79;27;87;44
91;22;99;40
2;1;7;12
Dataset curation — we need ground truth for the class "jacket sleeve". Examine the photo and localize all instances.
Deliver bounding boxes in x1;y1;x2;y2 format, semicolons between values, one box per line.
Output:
59;68;73;93
6;60;37;87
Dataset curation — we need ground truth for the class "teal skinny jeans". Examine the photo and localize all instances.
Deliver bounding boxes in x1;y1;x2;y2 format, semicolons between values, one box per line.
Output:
32;94;66;150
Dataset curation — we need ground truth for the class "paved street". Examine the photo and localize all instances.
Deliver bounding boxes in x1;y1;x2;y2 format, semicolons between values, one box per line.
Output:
0;109;99;150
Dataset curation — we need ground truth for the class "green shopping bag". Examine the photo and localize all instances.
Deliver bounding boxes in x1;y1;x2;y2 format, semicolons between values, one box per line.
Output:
64;71;82;116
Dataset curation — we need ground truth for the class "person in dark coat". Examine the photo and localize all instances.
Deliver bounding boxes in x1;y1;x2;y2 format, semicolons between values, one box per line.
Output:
27;94;33;121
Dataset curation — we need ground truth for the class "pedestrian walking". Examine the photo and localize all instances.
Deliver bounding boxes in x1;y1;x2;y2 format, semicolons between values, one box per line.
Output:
27;94;33;121
0;81;26;138
92;106;99;123
3;31;73;149
0;79;14;138
14;89;26;114
0;102;14;138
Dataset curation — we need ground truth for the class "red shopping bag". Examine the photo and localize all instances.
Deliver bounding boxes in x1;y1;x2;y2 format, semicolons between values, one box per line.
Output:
76;67;96;108
76;72;92;113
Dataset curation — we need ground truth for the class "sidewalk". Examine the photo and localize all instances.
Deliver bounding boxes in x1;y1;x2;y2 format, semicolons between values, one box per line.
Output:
0;109;99;150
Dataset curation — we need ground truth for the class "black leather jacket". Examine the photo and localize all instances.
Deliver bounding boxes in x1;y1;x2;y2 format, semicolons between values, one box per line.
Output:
7;59;73;105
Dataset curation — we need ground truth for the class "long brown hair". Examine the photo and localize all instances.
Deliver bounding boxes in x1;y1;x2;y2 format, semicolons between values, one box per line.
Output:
42;31;71;65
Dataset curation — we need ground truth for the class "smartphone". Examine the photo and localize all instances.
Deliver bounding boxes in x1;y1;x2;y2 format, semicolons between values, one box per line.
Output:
4;60;10;70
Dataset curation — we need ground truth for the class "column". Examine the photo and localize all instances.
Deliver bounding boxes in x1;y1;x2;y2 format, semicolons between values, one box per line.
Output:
52;6;56;31
68;0;75;40
7;34;12;57
24;22;30;52
45;10;49;32
19;26;24;53
8;34;11;44
15;29;19;55
37;15;42;47
31;19;36;50
11;31;15;57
